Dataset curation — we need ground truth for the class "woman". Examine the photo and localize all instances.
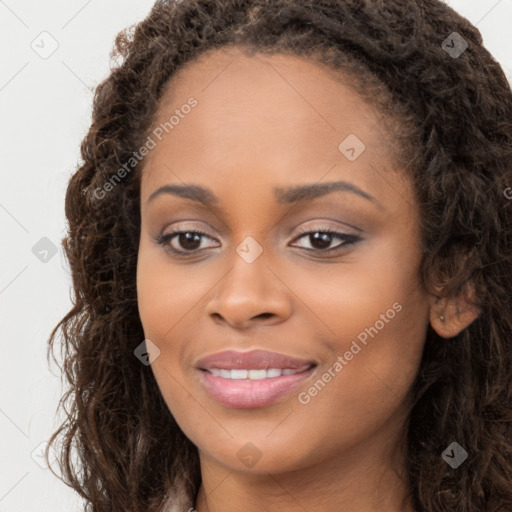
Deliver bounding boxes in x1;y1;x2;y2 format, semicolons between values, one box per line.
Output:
47;1;512;510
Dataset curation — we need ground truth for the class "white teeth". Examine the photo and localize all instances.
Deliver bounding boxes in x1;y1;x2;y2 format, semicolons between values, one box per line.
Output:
248;369;267;380
231;369;248;379
208;368;303;379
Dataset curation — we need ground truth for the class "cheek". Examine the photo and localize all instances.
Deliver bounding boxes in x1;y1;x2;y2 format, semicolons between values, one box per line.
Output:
136;249;204;423
287;234;428;401
136;244;214;393
286;275;427;464
136;243;208;341
287;231;427;338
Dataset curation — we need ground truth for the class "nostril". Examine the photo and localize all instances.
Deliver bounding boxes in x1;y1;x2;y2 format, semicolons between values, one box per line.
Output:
255;313;273;319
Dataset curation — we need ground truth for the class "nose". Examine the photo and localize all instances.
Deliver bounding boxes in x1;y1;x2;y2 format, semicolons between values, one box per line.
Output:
205;248;292;330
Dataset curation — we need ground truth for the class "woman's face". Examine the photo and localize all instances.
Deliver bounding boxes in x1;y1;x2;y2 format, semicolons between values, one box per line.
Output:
137;46;432;475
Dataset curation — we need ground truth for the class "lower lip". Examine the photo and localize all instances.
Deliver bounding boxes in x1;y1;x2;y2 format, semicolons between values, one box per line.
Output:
198;366;316;408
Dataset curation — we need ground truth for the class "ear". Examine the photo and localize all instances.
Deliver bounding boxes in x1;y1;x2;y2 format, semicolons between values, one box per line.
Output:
429;282;480;338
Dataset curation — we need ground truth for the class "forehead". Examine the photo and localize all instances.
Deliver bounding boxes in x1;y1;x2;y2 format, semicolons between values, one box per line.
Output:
140;46;409;208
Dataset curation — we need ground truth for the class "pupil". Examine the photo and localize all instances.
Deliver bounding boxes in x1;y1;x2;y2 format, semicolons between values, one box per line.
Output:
311;232;331;250
179;232;201;250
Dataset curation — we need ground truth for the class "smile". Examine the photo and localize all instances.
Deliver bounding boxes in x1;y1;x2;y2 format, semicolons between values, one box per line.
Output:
206;368;305;379
198;364;316;408
195;349;318;408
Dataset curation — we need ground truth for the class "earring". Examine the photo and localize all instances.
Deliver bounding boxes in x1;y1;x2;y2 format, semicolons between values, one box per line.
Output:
440;315;446;322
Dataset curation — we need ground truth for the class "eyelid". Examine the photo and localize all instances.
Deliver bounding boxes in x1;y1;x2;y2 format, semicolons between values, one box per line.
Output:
292;220;361;236
159;221;217;238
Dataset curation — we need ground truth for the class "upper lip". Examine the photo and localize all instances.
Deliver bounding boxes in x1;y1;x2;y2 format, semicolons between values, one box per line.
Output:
196;349;315;371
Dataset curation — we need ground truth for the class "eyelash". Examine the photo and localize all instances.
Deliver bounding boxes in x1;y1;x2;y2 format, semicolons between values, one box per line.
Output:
155;226;361;256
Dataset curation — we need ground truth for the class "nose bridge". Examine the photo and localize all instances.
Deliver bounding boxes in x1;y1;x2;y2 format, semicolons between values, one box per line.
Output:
218;237;272;305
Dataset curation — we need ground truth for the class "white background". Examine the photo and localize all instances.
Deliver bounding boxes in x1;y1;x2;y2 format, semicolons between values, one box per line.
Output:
1;1;511;510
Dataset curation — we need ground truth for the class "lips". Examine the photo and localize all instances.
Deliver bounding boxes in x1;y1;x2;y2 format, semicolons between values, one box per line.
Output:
196;349;314;371
195;349;317;408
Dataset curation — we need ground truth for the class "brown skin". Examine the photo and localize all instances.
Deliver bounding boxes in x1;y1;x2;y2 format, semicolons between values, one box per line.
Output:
137;47;479;512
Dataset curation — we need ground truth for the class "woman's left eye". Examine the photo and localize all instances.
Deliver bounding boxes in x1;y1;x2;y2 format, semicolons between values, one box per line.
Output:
290;230;361;252
155;229;361;256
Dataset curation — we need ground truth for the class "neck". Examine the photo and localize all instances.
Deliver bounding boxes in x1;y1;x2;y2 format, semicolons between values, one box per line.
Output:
194;434;415;512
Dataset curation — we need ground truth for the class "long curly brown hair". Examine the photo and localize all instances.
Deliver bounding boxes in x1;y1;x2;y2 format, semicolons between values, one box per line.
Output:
46;1;512;510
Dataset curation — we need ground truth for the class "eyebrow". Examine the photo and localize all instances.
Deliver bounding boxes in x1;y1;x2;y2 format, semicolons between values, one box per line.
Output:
147;180;380;207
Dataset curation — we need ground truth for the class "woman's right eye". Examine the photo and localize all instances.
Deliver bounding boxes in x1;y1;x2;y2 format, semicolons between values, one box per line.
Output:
155;230;219;254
